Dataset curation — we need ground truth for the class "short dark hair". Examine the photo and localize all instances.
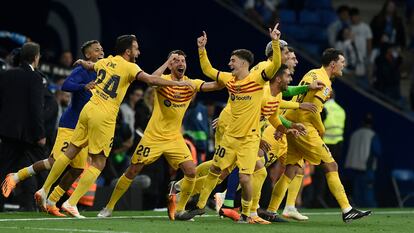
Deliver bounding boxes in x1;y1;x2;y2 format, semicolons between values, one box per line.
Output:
349;7;360;16
168;50;186;58
81;40;100;58
231;49;254;66
20;42;40;64
115;35;137;55
321;48;344;67
287;46;295;53
270;64;289;83
337;5;350;14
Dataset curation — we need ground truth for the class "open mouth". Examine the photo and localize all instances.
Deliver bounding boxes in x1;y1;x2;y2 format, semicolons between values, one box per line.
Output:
177;68;185;74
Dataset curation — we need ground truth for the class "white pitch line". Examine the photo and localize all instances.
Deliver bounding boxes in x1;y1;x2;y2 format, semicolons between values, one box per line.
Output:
0;210;413;222
0;226;134;233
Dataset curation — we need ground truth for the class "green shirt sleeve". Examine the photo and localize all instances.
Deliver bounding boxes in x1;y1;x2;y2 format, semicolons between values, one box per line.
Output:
282;85;309;97
279;115;292;128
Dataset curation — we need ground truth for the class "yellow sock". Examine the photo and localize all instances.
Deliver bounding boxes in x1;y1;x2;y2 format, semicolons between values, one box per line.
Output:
48;185;65;205
176;176;195;212
106;174;133;210
326;171;351;210
43;155;71;194
191;176;206;196
267;174;292;212
196;171;220;209
68;166;101;206
250;167;267;213
17;167;31;181
286;174;303;207
241;198;252;217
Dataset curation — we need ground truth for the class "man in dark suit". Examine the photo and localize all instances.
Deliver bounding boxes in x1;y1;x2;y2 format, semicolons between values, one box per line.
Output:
0;42;47;211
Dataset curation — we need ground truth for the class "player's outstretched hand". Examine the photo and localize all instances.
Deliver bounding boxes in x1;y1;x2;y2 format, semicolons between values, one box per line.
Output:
269;23;281;41
73;59;85;66
84;81;96;90
309;80;325;90
292;122;307;136
259;139;271;153
178;80;196;90
299;102;317;113
287;129;300;138
197;31;208;49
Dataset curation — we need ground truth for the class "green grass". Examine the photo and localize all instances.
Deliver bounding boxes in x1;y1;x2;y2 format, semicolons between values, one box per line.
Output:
0;208;413;233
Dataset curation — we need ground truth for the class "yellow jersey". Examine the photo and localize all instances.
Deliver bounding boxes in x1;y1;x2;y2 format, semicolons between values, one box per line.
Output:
93;55;141;114
144;74;204;141
284;67;331;134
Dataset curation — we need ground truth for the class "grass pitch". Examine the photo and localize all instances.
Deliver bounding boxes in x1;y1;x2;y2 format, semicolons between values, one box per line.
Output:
0;208;412;233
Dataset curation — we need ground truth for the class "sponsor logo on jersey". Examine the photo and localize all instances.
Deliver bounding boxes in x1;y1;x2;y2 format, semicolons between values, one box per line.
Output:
230;93;252;101
164;99;172;107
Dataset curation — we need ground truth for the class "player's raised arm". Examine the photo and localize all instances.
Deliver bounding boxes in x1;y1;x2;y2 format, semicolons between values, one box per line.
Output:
73;59;95;71
152;54;179;76
197;31;221;80
263;23;282;80
199;81;225;92
136;71;196;89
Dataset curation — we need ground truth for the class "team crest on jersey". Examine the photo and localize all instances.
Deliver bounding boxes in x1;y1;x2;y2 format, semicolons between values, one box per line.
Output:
164;99;172;107
323;87;330;97
234;85;241;93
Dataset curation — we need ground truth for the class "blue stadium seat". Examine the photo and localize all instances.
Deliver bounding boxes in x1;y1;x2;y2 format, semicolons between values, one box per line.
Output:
304;0;332;10
301;42;320;56
392;169;414;207
278;9;296;24
299;10;320;25
318;10;338;27
283;24;308;41
306;25;328;43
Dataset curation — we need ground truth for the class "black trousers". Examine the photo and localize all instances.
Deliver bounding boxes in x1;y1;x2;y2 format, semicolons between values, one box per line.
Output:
0;138;47;211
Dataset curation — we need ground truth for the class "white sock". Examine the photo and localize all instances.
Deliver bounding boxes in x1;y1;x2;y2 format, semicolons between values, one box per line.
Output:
47;199;56;206
28;165;36;176
342;206;352;213
285;205;295;210
12;173;20;183
250;212;258;217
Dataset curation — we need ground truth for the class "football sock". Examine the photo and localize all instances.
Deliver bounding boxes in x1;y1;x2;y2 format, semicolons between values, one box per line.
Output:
106;174;133;210
196;171;220;209
176;176;195;212
241;198;252;217
16;165;35;182
68;166;100;206
285;174;303;207
325;171;351;211
267;174;292;212
223;168;239;208
43;155;71;194
250;167;267;213
191;176;206;196
48;185;65;206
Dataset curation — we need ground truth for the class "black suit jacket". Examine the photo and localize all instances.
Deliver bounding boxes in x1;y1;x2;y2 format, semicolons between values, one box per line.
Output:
0;63;45;144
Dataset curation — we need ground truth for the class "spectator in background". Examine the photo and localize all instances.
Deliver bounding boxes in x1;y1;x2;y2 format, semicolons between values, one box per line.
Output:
244;0;278;28
345;113;380;207
59;50;73;68
135;87;154;135
328;5;351;47
350;7;373;81
183;94;210;164
121;87;144;134
0;42;46;211
335;27;358;74
370;0;405;50
54;90;71;129
374;42;402;102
